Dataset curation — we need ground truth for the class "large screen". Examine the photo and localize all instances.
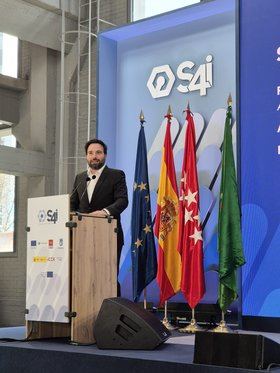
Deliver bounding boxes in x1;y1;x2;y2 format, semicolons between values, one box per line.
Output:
240;0;280;317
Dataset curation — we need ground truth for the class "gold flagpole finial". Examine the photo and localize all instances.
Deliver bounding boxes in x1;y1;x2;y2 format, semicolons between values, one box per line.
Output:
167;105;172;116
139;110;145;125
227;94;232;107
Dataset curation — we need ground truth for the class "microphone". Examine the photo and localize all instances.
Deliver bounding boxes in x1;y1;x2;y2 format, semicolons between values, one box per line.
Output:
70;177;87;198
80;174;97;201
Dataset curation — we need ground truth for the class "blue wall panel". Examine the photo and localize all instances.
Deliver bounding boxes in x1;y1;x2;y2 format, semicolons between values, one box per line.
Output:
240;0;280;317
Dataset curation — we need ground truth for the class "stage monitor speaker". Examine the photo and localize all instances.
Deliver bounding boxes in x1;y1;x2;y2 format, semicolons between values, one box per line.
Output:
194;331;280;370
93;297;170;350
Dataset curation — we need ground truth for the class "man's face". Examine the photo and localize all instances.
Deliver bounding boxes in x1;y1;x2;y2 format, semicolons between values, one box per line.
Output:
86;143;106;170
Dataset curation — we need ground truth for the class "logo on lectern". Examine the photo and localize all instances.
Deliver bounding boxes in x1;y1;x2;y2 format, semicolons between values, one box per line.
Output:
37;209;59;224
38;210;46;223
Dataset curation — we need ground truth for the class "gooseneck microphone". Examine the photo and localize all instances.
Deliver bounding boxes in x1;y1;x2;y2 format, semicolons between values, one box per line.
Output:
70;178;85;198
80;174;97;201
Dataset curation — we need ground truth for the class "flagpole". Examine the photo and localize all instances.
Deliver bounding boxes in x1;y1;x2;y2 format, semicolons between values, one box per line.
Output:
162;301;176;331
143;287;147;310
211;97;233;334
212;311;233;333
177;101;206;333
160;108;176;331
131;109;157;306
212;94;245;334
178;307;204;333
140;110;147;312
154;105;181;332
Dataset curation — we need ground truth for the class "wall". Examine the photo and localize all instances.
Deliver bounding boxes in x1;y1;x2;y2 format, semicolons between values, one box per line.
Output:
0;0;128;327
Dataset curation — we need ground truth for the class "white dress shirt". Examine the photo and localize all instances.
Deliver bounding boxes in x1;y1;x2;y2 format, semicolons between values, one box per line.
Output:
87;164;106;203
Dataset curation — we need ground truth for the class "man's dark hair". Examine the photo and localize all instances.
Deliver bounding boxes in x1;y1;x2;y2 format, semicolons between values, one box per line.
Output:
85;139;107;154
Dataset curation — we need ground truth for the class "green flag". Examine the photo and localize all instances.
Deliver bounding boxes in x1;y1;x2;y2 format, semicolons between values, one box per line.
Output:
218;100;245;312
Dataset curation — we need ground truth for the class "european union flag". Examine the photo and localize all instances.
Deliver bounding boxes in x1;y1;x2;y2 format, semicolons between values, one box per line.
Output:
131;124;157;302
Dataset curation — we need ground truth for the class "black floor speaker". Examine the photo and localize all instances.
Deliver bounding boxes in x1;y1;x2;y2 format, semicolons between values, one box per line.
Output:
194;331;280;370
93;297;170;350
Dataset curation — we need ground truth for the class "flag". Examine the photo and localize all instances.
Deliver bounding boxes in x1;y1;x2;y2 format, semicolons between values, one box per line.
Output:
131;123;157;302
154;109;181;305
178;106;205;309
218;98;245;312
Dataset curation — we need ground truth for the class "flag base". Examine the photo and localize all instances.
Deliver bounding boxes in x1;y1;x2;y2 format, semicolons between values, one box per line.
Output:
211;320;234;333
178;318;204;333
162;317;177;330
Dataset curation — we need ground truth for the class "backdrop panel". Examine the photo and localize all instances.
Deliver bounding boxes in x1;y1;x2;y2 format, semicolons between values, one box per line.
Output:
98;0;236;305
240;0;280;319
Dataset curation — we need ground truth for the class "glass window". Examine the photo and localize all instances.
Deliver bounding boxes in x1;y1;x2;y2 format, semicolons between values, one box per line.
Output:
0;33;18;78
0;134;16;253
132;0;201;21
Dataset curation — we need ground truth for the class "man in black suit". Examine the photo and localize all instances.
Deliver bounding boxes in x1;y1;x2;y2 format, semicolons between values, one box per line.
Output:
70;138;128;294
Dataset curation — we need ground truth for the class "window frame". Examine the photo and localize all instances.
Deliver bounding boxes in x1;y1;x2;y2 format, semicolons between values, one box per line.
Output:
0;174;18;257
130;0;202;22
0;32;19;79
0;133;18;257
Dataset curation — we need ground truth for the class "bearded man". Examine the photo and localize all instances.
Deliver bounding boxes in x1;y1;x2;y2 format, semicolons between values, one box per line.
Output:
70;138;128;294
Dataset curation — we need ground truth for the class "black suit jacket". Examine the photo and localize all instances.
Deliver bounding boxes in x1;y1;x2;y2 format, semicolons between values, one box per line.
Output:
70;166;128;247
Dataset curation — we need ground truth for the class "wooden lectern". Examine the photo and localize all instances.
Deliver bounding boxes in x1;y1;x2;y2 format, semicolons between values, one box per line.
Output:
26;214;117;344
71;214;117;343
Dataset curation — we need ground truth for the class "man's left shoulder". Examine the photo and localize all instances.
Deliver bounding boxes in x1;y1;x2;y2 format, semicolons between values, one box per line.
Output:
106;167;125;177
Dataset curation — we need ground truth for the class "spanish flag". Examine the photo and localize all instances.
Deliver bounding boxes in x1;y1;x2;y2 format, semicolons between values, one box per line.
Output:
154;108;181;305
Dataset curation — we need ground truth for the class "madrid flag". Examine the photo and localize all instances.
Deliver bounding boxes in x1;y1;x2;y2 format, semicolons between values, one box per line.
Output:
154;109;181;305
178;106;205;309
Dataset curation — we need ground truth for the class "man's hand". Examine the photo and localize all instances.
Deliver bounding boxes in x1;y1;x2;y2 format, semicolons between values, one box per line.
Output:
90;210;108;218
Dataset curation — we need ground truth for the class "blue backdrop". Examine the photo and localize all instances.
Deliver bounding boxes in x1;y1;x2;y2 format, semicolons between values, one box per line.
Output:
98;0;237;306
240;0;280;317
97;0;280;321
